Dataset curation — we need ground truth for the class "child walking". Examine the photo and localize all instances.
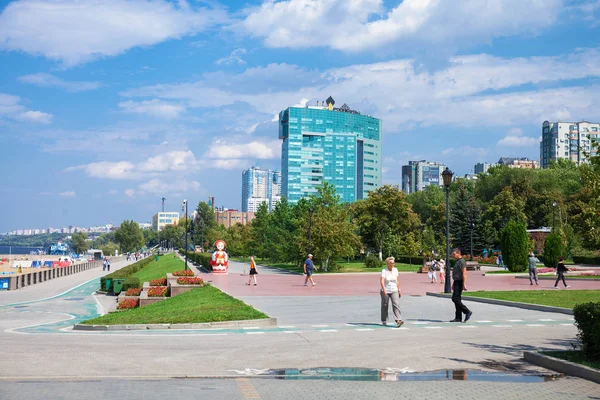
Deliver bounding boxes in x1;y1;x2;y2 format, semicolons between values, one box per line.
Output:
246;256;258;286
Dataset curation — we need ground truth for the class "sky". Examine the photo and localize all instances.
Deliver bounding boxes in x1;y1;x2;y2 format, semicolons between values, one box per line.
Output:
1;0;600;232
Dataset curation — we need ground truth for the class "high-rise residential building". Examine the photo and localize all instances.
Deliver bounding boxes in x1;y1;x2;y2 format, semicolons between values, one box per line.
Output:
401;160;446;194
474;162;492;174
279;97;382;203
152;212;180;232
242;167;281;212
541;121;600;168
497;157;539;169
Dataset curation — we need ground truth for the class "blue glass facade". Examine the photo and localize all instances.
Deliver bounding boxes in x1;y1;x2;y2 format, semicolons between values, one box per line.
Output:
279;105;382;203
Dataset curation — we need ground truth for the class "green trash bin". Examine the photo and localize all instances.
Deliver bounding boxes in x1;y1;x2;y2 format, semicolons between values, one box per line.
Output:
112;278;126;295
104;278;112;293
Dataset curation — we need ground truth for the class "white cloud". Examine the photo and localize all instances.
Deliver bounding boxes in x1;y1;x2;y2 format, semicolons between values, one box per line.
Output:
18;73;102;92
0;93;53;124
124;189;135;197
498;135;541;147
66;150;198;180
0;0;227;67
216;48;247;65
138;179;201;195
17;110;53;124
206;139;280;160
122;48;600;132
58;191;76;197
241;0;562;52
119;99;185;119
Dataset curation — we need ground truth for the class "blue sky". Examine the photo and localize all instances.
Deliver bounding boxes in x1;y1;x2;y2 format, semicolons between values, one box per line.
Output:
1;0;600;232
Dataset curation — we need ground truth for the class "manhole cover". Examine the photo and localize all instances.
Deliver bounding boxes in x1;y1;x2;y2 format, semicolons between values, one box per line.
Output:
64;297;84;301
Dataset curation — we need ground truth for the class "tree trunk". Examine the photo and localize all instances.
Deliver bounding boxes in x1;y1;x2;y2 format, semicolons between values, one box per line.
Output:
324;256;329;272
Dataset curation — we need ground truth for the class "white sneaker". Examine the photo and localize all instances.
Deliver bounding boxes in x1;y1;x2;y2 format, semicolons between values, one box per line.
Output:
553;286;559;289
566;286;570;288
312;283;317;286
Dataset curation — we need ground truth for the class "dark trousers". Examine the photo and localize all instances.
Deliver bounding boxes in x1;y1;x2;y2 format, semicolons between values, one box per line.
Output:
452;280;471;321
554;272;567;287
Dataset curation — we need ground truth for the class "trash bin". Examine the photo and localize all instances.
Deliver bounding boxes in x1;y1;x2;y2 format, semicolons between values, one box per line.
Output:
112;278;126;295
104;278;112;293
155;255;159;262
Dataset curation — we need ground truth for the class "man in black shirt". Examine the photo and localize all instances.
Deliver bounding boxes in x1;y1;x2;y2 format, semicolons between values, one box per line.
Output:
449;248;473;323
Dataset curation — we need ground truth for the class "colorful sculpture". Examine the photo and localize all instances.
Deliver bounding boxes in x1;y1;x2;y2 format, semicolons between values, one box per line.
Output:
210;239;229;274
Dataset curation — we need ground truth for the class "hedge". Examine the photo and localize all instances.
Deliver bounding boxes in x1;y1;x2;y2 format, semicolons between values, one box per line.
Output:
543;233;564;269
181;251;213;270
573;256;600;266
574;302;600;361
500;221;529;272
99;255;154;290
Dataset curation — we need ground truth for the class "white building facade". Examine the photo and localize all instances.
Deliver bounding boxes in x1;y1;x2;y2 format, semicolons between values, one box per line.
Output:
541;121;600;168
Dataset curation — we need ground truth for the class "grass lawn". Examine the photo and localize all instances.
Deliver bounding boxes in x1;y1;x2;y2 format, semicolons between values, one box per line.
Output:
131;255;186;283
82;285;268;325
245;259;420;274
542;351;600;370
465;290;600;309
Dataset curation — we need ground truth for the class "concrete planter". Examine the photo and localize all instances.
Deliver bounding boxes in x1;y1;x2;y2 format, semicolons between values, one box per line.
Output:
524;351;600;384
139;287;168;307
170;282;204;297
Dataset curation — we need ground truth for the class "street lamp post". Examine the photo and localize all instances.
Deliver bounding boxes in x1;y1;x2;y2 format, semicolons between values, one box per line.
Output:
552;202;557;230
442;167;454;294
470;222;475;260
182;199;188;270
308;207;314;255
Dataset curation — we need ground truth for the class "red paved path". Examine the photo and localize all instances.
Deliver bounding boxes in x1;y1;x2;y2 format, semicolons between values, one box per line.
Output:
205;270;600;297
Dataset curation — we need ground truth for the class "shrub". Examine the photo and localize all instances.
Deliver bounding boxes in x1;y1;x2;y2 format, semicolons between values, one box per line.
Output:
573;302;600;361
177;277;204;285
125;287;142;296
117;299;138;310
149;278;167;286
99;255;153;290
172;270;194;276
573;256;600;265
543;233;564;268
364;253;383;269
123;277;141;290
147;286;168;297
500;221;529;272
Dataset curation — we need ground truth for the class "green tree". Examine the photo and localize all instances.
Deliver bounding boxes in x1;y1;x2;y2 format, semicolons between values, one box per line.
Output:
194;201;216;250
543;233;564;268
101;242;119;257
306;183;359;271
143;229;158;247
481;187;527;246
71;232;89;254
114;220;144;253
249;202;271;259
500;221;529;272
353;185;420;260
450;180;483;257
159;224;185;249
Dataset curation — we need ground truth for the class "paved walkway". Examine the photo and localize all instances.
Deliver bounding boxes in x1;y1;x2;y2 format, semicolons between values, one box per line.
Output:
0;256;598;398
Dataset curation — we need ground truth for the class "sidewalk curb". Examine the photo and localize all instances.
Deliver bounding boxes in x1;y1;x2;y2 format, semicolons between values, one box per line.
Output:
425;292;573;315
523;351;600;384
72;317;278;331
515;276;600;281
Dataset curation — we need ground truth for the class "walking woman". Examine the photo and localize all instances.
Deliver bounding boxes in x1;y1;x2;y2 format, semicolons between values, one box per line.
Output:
380;257;404;327
554;256;570;289
246;256;258;286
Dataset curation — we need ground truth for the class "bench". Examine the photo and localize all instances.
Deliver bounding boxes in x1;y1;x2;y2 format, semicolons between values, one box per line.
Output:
466;261;480;271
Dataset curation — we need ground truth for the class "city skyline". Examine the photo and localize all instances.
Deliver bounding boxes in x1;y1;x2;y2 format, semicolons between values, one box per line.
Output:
2;0;600;231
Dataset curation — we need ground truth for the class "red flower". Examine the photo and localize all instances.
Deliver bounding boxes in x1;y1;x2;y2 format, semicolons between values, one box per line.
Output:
176;277;204;285
125;288;142;296
148;286;168;297
149;278;167;286
172;270;194;276
117;299;138;310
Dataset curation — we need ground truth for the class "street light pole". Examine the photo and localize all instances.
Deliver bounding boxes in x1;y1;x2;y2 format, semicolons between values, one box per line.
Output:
552;202;557;231
182;199;188;270
442;167;454;294
470;222;474;260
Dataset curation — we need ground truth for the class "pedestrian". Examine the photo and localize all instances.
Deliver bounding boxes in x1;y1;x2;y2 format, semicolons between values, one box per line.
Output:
438;259;446;284
380;257;404;327
554;256;570;289
528;252;540;285
303;254;316;286
246;256;258;286
428;260;438;284
499;253;506;270
449;248;473;323
102;258;106;271
107;258;111;271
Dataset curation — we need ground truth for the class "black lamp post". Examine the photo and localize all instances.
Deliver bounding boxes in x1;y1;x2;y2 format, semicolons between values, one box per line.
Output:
182;199;188;270
470;222;475;260
308;207;314;255
442;167;454;294
552;202;557;230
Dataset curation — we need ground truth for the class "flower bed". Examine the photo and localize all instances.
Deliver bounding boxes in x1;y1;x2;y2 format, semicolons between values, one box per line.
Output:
125;287;142;296
117;298;138;310
149;278;167;286
177;277;204;285
148;286;168;297
537;268;556;274
172;270;194;277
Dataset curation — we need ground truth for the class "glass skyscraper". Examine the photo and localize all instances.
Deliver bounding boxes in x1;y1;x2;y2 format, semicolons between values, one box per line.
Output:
279;97;382;203
242;166;282;212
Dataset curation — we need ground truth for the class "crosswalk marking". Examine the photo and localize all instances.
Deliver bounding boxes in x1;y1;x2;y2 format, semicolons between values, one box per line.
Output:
411;321;430;325
538;319;555;322
283;331;299;334
507;320;522;322
491;325;512;328
242;327;260;330
311;324;329;327
245;331;265;335
279;326;296;329
319;329;338;333
560;323;573;326
424;326;443;329
355;328;374;331
457;325;477;329
476;320;492;323
526;324;544;327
